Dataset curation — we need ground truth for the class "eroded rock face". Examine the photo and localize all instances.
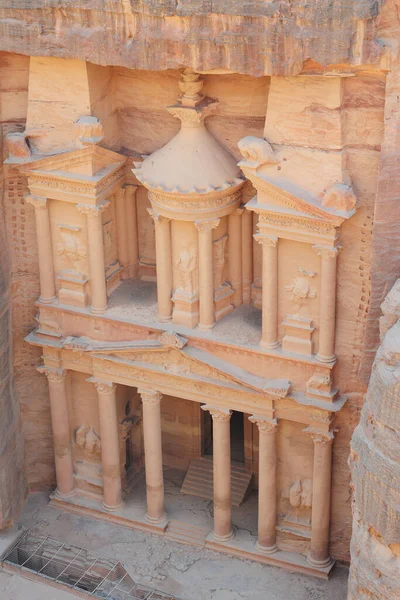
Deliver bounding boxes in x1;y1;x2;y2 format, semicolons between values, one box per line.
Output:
348;279;400;599
0;0;385;76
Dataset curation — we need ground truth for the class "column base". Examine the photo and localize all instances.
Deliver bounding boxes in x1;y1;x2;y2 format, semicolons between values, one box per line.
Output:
316;353;336;364
90;305;107;314
307;554;334;568
102;500;124;512
260;339;279;350
54;488;77;501
39;295;57;305
145;512;168;527
256;541;278;555
158;315;172;323
197;322;215;331
213;529;235;543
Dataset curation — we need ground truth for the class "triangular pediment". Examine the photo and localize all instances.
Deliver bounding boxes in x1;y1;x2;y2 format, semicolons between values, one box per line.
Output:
61;334;291;397
18;146;126;179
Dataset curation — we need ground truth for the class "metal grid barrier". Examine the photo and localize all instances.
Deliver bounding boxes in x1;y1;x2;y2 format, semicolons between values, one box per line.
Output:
2;531;177;599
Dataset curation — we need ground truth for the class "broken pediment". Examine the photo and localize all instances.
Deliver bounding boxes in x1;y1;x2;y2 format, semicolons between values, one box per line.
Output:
238;136;357;225
18;145;126;179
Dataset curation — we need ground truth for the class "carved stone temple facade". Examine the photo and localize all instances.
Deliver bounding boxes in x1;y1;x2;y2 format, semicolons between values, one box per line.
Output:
0;1;399;595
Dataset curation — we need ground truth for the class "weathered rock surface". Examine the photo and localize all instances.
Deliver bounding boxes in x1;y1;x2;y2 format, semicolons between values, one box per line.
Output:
348;279;400;599
0;0;386;76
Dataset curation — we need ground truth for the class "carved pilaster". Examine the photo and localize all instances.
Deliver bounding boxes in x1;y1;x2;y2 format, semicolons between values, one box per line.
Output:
195;220;220;330
254;234;279;349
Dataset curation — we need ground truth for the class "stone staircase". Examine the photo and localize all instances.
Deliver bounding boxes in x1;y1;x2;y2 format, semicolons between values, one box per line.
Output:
180;456;252;507
165;520;209;547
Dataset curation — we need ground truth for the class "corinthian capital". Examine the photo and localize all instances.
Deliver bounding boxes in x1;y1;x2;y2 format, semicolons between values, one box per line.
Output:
312;244;341;260
195;219;220;233
138;389;163;405
76;201;110;217
304;425;334;445
201;404;232;422
253;233;278;247
37;365;66;383
89;378;116;394
25;194;47;210
147;208;170;226
249;415;278;433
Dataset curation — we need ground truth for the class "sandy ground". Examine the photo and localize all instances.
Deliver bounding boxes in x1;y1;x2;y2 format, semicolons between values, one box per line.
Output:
0;490;349;600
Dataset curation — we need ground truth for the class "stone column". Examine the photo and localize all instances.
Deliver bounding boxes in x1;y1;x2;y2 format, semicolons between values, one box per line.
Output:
254;234;279;349
114;188;129;272
249;416;278;553
148;209;172;322
228;207;243;307
92;379;123;511
139;389;165;523
25;195;56;304
195;219;220;329
125;185;139;278
202;405;233;541
77;202;109;314
38;366;75;499
308;431;334;567
313;245;340;363
241;207;253;304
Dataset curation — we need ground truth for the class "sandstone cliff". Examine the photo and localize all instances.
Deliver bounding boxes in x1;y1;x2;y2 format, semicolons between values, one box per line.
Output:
349;279;400;599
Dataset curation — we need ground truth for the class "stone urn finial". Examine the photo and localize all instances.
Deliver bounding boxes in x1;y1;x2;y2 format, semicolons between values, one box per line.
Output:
178;69;204;107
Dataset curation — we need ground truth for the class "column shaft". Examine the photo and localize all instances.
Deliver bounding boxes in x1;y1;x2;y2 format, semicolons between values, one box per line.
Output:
26;195;56;303
255;235;279;349
241;208;253;304
314;246;339;362
149;209;172;322
196;220;219;329
115;188;129;273
125;185;139;278
202;405;233;541
94;380;123;510
140;390;165;523
228;209;243;307
250;417;278;553
78;203;109;313
309;433;333;566
39;367;75;498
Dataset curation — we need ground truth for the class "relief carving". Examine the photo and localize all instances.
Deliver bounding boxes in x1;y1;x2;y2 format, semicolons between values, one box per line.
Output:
289;479;313;510
285;268;317;315
213;234;228;290
75;425;101;455
281;479;313;534
322;183;357;214
57;225;87;272
175;246;197;296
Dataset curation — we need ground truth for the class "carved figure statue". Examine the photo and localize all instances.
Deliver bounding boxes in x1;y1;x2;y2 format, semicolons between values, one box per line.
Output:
57;229;87;271
213;235;227;289
322;183;357;213
75;425;101;455
238;136;277;168
176;247;197;295
285;270;317;314
289;479;313;510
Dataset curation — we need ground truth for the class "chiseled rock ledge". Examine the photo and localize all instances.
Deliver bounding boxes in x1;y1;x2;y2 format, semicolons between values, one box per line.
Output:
0;0;384;76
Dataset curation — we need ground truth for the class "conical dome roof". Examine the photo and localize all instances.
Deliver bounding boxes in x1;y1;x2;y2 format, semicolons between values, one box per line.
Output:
133;71;244;196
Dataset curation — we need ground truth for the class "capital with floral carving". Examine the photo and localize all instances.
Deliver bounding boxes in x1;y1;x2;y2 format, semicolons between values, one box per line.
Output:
304;425;334;445
249;415;278;433
37;365;66;383
76;201;110;217
201;404;232;422
138;389;163;405
88;377;116;394
312;244;342;260
147;208;170;226
253;233;279;248
195;219;220;233
25;194;47;210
